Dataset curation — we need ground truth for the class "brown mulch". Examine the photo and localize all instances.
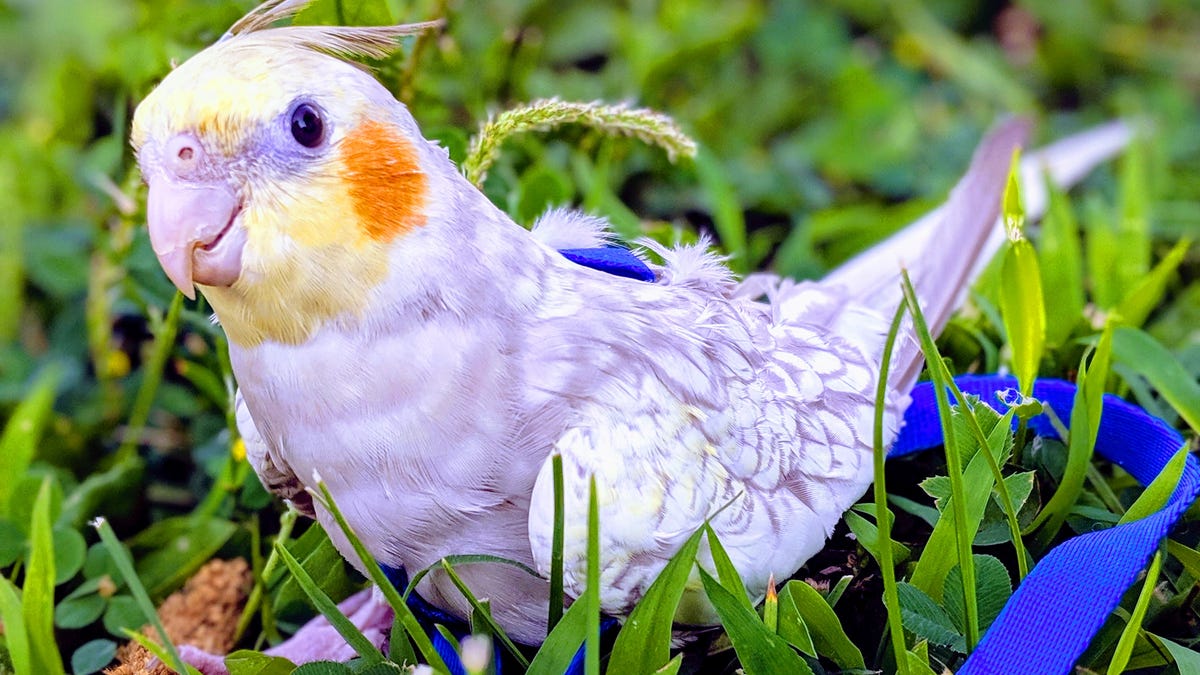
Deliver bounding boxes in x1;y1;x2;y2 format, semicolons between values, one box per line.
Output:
105;558;252;675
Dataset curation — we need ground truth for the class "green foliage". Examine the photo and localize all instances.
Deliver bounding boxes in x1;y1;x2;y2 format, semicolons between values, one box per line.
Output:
1;0;1198;674
607;527;704;672
777;580;865;670
92;516;191;674
901;271;980;649
1038;174;1085;347
697;568;813;674
896;581;966;653
872;303;911;675
1031;323;1113;544
1107;552;1162;675
273;542;387;666
1111;327;1200;433
998;151;1046;398
0;367;61;516
26;479;66;675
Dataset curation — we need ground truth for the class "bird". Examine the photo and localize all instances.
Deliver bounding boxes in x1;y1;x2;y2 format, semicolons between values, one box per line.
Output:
131;0;1131;667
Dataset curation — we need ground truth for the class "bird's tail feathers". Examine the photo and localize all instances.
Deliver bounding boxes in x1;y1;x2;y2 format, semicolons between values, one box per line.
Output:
823;119;1132;326
819;119;1131;390
823;118;1031;334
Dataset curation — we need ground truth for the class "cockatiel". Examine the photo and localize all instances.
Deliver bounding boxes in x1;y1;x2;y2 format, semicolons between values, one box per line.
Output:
131;0;1131;666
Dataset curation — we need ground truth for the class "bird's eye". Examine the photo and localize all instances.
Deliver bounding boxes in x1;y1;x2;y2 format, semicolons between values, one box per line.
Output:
290;103;325;148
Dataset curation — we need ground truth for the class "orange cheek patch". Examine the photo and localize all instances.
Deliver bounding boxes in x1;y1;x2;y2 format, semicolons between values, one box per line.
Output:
340;120;428;241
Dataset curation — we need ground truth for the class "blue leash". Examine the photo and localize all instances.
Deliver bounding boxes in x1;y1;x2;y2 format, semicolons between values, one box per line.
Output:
895;375;1198;674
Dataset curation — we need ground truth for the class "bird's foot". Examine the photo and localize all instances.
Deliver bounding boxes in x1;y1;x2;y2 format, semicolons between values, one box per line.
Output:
169;588;394;675
264;588;394;663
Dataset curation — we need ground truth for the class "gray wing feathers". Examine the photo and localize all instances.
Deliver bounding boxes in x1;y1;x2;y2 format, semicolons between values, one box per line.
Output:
236;389;313;515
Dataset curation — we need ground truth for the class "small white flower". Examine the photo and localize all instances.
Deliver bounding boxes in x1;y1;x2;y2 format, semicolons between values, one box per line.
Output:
460;634;493;673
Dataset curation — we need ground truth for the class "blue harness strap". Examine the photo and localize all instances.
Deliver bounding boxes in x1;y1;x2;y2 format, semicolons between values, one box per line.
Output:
558;247;656;282
894;375;1199;674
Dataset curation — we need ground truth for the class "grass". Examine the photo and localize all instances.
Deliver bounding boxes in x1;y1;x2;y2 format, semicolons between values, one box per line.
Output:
1;0;1199;674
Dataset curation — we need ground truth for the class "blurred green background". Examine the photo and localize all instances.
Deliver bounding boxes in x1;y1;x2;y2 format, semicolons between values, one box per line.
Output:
0;0;1198;670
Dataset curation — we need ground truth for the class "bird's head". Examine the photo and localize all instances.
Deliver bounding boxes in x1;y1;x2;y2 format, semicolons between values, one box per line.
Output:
132;2;443;346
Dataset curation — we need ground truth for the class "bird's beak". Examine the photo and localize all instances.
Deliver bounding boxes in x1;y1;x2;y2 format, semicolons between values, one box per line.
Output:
146;176;246;300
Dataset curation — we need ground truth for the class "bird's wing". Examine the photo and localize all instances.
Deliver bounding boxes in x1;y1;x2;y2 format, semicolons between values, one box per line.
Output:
525;281;891;620
237;388;313;515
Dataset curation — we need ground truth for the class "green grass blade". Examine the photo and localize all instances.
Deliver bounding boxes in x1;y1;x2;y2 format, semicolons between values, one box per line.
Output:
236;507;298;643
309;480;449;673
222;649;296;674
702;523;754;613
1167;540;1200;579
1119;447;1190;525
1001;149;1025;242
608;526;704;673
998;151;1045;397
778;581;865;670
548;453;565;633
1111;327;1200;432
438;559;530;668
906;643;938;675
698;568;812;674
25;478;65;675
1115;239;1191;329
389;615;417;667
1148;633;1200;673
526;595;588;675
434;625;460;659
0;366;61;518
901;271;979;651
1113;133;1151;301
763;578;778;634
272;541;385;666
844;509;910;563
1000;239;1045;397
825;575;852;608
775;594;814;657
92;516;184;675
402;554;539;609
654;654;683;674
693;147;748;273
873;302;911;674
907;405;1012;604
124;632;197;674
1085;195;1121;309
116;293;182;464
0;159;21;342
1038;171;1085;347
584;476;601;675
1031;323;1112;542
1107;552;1162;675
0;573;32;675
940;374;1029;579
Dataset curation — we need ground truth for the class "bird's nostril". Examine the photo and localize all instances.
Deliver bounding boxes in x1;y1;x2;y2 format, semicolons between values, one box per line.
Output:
165;134;203;177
